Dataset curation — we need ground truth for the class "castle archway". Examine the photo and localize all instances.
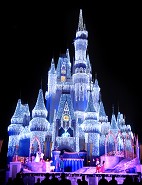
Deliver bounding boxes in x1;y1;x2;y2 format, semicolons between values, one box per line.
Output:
30;137;41;154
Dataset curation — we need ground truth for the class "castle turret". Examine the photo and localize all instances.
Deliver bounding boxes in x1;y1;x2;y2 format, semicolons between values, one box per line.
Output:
110;113;119;133
81;91;101;157
7;99;24;160
45;58;57;124
46;58;57;96
29;89;50;153
106;110;119;154
72;9;90;111
99;99;110;156
99;101;108;123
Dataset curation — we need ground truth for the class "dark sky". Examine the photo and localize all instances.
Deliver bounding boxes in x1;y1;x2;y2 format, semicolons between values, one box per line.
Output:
0;3;141;164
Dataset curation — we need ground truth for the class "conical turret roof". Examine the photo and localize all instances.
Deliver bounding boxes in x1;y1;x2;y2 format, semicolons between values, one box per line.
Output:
110;113;118;130
30;89;50;131
49;58;56;74
11;99;30;124
32;89;48;118
85;91;97;120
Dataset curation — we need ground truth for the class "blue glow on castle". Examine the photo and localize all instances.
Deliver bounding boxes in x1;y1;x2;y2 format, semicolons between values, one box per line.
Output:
7;9;138;164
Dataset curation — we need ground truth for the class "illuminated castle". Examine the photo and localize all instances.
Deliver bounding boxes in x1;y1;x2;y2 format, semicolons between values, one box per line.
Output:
7;9;138;163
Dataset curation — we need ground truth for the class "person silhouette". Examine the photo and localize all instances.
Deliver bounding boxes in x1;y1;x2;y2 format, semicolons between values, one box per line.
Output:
50;173;59;184
12;172;24;185
34;177;41;185
5;177;14;185
98;174;109;185
108;175;118;185
41;173;51;185
122;175;133;185
77;178;82;185
58;173;71;185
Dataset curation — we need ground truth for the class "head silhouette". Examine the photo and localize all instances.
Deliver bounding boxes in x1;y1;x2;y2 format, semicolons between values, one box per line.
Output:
44;173;50;178
61;173;66;179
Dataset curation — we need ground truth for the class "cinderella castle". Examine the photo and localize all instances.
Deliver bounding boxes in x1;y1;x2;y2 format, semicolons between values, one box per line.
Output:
7;10;139;166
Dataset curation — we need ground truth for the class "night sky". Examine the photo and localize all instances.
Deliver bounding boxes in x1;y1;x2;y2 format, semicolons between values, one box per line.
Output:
0;3;141;166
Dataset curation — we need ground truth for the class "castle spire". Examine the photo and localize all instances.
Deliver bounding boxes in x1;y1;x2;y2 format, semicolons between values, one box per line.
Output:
49;58;56;74
85;91;96;113
78;9;85;31
32;89;47;118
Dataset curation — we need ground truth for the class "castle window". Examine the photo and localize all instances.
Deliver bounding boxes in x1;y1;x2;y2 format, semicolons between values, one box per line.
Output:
58;127;65;137
80;67;83;73
61;64;66;74
61;76;66;82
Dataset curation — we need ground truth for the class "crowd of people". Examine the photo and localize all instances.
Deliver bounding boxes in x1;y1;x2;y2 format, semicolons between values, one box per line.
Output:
5;172;88;185
5;172;142;185
97;174;142;185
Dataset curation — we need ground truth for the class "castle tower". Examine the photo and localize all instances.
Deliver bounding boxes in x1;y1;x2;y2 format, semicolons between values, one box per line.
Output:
72;9;90;112
99;98;110;156
45;58;57;124
108;111;119;153
29;89;50;154
45;51;72;124
81;91;101;158
47;58;57;96
7;99;25;161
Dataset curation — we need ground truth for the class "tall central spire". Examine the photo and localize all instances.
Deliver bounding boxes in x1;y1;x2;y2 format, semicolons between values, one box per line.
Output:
78;9;85;31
